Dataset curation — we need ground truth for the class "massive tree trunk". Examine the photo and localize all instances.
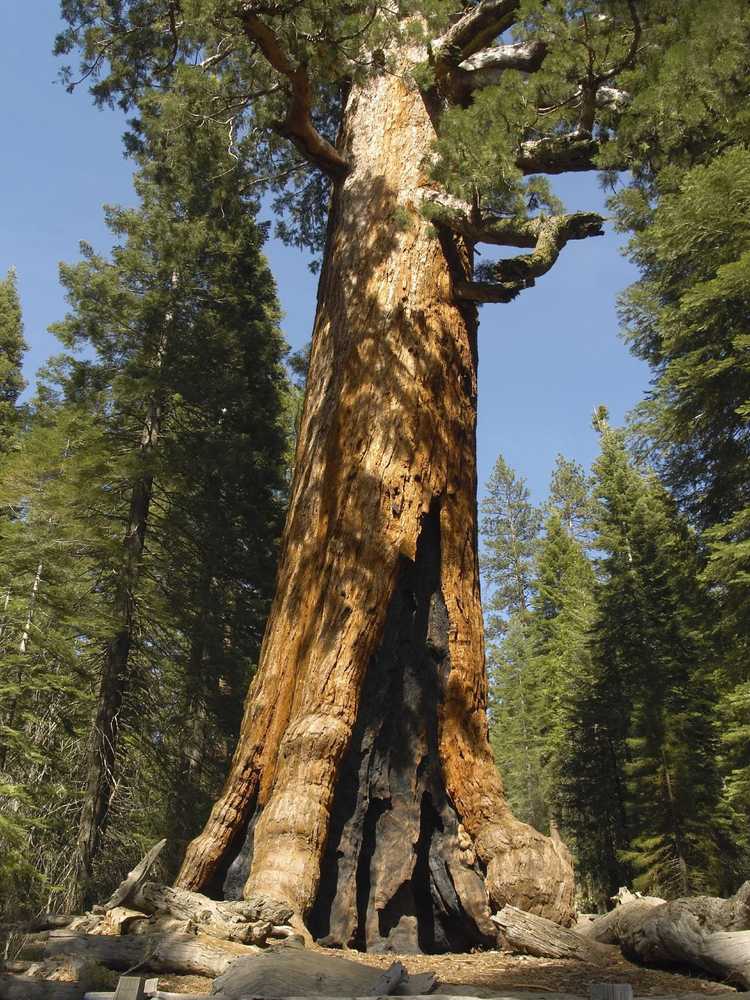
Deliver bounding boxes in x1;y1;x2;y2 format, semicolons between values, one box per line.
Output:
176;48;574;950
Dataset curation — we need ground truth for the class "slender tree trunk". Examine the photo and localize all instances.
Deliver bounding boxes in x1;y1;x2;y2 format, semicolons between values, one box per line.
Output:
71;392;163;908
18;562;42;656
661;748;689;895
0;585;11;642
166;608;211;868
177;51;574;949
0;563;42;773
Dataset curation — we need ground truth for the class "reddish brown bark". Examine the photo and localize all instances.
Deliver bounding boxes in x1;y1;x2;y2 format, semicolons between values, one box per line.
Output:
176;46;574;948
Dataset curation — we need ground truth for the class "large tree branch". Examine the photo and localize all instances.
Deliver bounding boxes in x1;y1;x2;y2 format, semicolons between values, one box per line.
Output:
516;132;601;174
239;9;349;178
432;0;525;100
421;189;548;247
453;211;604;303
434;0;521;66
453;40;548;95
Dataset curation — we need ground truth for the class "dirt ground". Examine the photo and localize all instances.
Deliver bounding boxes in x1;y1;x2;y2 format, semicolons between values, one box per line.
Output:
159;944;739;996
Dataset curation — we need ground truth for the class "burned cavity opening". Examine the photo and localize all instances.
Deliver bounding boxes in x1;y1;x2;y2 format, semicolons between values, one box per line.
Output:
211;799;260;901
309;501;494;952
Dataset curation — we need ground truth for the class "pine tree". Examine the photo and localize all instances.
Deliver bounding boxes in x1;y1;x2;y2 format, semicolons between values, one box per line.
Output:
487;613;546;831
609;0;750;882
48;96;289;905
0;398;105;918
481;455;598;852
547;456;593;546
530;511;596;831
0;269;27;453
589;419;726;896
480;454;541;635
480;455;543;828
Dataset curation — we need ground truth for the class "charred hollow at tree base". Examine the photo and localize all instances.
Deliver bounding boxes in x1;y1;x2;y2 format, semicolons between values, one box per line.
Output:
218;506;496;954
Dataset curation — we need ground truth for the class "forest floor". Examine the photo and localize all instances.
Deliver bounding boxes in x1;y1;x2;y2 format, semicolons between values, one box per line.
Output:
159;943;739;996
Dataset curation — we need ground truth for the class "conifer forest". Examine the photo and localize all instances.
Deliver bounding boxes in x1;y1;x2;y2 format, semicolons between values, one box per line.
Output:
1;1;749;996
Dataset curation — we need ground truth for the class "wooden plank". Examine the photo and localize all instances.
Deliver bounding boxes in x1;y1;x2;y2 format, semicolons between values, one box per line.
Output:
113;977;146;999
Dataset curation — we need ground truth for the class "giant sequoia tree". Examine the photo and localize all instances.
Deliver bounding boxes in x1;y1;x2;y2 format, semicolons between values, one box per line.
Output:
59;0;645;951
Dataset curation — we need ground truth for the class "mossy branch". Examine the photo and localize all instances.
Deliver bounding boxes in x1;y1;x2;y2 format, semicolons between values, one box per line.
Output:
452;211;605;303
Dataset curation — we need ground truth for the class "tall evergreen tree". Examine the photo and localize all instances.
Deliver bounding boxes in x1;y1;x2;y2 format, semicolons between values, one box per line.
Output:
486;614;546;832
0;269;26;453
480;454;541;634
530;511;596;829
480;456;545;832
588;418;726;896
49;96;289;905
56;0;653;933
609;0;750;881
547;456;593;546
0;398;105;918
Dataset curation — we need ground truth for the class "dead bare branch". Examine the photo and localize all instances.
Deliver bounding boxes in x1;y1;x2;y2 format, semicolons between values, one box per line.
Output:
438;39;549;101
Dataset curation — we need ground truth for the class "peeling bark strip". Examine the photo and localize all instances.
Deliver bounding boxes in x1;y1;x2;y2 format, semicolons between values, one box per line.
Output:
176;41;575;940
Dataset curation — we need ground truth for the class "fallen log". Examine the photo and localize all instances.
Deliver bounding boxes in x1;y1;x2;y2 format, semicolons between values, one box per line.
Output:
577;889;665;945
0;962;30;974
83;994;212;1000
127;882;283;945
582;882;750;989
491;906;611;965
0;914;77;936
43;930;257;978
99;843;295;947
211;948;437;998
368;961;408;995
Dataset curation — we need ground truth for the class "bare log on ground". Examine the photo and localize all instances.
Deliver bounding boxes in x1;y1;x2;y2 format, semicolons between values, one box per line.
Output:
42;931;257;978
83;993;212;1000
0;915;77;936
581;882;750;988
368;961;407;995
127;882;291;945
491;906;611;964
211;948;437;998
97;843;295;946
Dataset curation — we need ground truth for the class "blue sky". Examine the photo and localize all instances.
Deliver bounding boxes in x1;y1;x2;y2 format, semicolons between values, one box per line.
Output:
0;3;649;505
